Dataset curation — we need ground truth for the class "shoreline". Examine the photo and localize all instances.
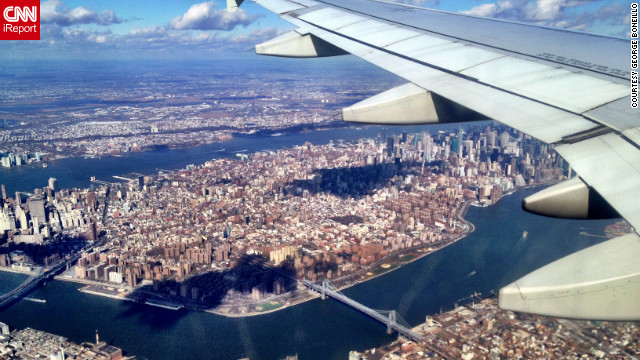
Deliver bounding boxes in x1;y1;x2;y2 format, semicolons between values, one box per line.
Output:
0;266;39;277
4;189;529;318
0;122;352;169
51;222;475;318
205;199;477;318
3;184;536;319
37;199;481;318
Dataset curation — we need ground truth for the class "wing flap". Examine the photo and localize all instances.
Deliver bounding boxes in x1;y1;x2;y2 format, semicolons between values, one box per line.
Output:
297;7;366;30
461;57;629;114
586;98;640;132
387;36;505;72
289;0;319;6
292;5;629;116
340;21;419;48
318;0;630;82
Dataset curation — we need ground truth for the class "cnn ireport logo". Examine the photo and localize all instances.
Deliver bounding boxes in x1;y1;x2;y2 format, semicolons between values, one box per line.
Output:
1;0;40;40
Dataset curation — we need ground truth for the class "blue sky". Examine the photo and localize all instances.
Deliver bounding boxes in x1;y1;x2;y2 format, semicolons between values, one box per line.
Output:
1;0;632;60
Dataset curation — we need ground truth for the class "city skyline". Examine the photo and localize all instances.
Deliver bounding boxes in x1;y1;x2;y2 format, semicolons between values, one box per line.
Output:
1;0;632;60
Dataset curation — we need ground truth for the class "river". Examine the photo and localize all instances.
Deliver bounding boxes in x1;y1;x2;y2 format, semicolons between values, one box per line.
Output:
0;124;474;195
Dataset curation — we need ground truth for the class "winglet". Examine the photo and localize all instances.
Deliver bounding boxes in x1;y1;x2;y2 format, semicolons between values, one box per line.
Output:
227;0;244;13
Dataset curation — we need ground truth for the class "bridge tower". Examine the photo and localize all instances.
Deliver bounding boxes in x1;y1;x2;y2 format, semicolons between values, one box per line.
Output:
321;279;329;300
387;310;397;334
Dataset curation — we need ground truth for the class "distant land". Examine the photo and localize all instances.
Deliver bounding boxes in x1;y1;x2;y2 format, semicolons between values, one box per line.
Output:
0;58;401;164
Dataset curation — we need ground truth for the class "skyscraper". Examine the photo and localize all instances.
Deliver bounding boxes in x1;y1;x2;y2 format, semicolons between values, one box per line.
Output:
423;132;433;163
88;219;98;241
28;198;47;224
386;137;394;158
457;127;464;158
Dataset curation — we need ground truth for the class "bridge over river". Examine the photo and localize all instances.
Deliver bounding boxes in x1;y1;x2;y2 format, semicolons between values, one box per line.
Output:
302;279;423;343
0;256;78;309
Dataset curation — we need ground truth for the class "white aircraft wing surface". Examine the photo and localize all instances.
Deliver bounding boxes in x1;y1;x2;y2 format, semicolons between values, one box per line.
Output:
229;0;640;320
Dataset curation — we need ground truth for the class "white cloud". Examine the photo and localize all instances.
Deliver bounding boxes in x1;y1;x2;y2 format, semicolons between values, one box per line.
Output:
90;34;108;44
462;2;506;17
461;0;528;19
170;1;261;30
460;0;626;36
32;27;113;49
19;1;280;56
526;0;591;21
41;0;123;26
130;26;168;37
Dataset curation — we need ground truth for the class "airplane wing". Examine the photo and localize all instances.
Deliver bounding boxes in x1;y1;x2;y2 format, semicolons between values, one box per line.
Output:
229;0;640;320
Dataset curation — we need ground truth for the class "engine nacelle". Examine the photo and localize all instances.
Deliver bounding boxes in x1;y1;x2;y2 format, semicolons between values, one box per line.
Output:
522;177;618;219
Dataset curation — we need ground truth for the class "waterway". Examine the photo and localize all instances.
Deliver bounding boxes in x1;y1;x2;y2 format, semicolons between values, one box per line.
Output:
0;123;475;195
0;186;615;359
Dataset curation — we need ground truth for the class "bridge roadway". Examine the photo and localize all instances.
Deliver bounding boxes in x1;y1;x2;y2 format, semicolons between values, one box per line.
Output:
0;256;77;308
0;272;42;305
302;280;423;343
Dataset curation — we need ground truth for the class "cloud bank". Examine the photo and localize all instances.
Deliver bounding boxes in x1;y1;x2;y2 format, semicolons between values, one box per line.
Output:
460;0;628;35
6;0;626;59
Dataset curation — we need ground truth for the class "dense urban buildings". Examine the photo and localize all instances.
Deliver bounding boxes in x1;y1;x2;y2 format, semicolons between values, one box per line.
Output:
0;323;128;360
0;124;568;315
349;297;640;360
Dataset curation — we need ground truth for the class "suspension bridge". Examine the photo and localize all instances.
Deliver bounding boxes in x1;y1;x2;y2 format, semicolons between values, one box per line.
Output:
302;279;423;342
0;270;44;307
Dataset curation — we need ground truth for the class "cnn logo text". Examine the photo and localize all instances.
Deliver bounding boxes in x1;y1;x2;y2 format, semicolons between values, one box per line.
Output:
1;0;40;40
